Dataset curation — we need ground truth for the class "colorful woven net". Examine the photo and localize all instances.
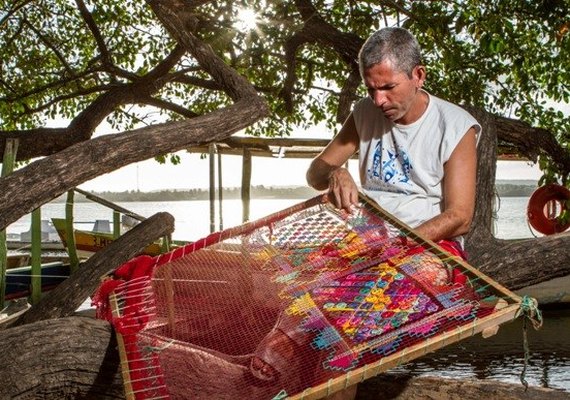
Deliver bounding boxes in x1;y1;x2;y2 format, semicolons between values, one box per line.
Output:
95;194;523;400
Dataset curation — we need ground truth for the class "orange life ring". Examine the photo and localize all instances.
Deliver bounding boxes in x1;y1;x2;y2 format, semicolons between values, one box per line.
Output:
527;183;570;235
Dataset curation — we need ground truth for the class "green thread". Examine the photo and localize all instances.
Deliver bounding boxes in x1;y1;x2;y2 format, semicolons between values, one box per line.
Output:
515;296;543;390
142;339;174;353
272;389;288;400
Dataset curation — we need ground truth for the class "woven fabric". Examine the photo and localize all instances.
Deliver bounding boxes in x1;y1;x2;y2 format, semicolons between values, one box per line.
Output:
96;195;521;400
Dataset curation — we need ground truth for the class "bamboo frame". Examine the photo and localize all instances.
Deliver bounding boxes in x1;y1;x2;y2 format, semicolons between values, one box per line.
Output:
288;303;520;400
110;293;137;400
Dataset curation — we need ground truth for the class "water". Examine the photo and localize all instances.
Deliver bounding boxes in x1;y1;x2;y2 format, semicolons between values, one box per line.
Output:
6;196;569;391
6;196;538;241
389;308;570;391
6;198;300;242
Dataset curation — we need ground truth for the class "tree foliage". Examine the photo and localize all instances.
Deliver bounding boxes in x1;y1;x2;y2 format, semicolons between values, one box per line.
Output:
0;0;569;177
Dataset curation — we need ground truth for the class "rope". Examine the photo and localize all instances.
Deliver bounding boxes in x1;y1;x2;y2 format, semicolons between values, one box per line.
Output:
271;390;288;400
5;273;69;278
515;296;543;390
142;340;174;354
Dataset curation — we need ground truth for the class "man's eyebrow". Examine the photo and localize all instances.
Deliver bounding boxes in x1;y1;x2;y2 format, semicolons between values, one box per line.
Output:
367;83;396;90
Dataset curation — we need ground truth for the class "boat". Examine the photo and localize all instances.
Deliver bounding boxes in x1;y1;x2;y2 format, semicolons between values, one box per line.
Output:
6;219;65;251
3;261;70;301
0;298;31;327
51;218;169;257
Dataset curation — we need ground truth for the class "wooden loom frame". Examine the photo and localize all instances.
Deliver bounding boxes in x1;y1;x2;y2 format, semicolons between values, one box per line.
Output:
108;192;525;400
111;293;137;400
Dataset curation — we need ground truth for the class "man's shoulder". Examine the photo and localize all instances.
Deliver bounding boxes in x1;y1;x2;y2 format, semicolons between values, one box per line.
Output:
429;93;471;116
353;96;373;112
353;96;384;122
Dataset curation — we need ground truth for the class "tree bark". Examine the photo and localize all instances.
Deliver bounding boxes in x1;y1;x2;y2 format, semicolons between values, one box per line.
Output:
0;317;124;400
464;106;570;289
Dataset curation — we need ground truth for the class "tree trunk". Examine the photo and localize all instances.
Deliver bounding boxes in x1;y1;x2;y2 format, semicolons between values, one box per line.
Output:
0;317;124;400
464;106;570;289
0;98;267;232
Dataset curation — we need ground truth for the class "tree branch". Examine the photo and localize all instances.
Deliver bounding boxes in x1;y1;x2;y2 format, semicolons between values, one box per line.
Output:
74;0;114;73
0;0;33;28
0;45;187;160
278;0;364;113
0;97;268;231
147;0;260;101
142;96;199;118
0;70;101;103
23;19;75;77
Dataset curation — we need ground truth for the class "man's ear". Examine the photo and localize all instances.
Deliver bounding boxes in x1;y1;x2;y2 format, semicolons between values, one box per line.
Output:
413;65;426;88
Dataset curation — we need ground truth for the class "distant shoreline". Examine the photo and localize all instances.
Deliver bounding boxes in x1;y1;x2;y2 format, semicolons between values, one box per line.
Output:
58;181;539;202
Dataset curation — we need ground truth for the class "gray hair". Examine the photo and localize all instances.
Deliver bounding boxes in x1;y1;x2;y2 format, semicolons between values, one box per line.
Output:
358;27;422;78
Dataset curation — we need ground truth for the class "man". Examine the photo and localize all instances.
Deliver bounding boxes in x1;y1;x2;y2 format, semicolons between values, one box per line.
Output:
307;27;480;250
250;27;480;400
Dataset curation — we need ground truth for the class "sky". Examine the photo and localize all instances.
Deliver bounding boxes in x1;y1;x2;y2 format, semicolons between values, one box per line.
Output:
78;135;543;193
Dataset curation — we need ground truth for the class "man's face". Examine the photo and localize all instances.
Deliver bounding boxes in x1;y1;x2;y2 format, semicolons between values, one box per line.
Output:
363;60;425;125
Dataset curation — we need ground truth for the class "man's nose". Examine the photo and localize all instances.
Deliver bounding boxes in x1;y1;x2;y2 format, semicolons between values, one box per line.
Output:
372;90;387;107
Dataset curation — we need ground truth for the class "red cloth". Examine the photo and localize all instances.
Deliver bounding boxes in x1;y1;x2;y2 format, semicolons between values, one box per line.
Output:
404;238;468;285
436;240;468;285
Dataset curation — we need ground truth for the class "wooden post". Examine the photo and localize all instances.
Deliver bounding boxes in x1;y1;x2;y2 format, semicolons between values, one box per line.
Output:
113;211;121;239
209;144;216;233
0;138;18;309
241;147;252;223
65;190;80;273
30;208;42;305
73;187;145;222
217;149;223;231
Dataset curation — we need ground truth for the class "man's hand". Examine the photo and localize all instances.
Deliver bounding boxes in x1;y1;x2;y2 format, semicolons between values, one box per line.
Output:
306;113;360;211
328;168;359;212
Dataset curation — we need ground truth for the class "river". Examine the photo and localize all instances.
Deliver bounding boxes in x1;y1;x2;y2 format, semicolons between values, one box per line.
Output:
6;196;570;391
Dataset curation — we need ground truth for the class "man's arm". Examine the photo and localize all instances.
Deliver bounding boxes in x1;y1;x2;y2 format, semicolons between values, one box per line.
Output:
415;127;478;241
306;113;360;210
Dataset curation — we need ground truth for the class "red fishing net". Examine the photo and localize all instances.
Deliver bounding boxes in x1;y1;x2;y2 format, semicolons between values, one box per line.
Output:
94;194;523;399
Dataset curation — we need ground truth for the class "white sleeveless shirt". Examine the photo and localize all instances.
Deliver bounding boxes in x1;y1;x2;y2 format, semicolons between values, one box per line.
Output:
353;91;481;232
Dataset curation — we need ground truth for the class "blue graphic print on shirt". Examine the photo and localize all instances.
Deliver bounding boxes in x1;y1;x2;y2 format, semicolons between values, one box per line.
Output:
367;140;413;189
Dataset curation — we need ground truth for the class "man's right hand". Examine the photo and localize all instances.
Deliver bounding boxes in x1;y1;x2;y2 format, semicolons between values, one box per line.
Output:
306;113;360;211
328;168;359;212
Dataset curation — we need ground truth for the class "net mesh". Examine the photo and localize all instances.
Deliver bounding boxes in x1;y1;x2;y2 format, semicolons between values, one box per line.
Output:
95;194;522;400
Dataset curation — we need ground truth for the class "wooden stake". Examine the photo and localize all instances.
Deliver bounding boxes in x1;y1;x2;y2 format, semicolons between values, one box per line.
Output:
65;190;80;273
218;149;224;230
0;139;18;309
241;147;252;223
209;144;216;233
30;208;41;305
